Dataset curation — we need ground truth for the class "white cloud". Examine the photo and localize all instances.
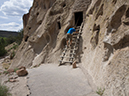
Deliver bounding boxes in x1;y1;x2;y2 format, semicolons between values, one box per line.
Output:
0;16;8;19
0;0;33;16
0;22;23;31
0;0;33;31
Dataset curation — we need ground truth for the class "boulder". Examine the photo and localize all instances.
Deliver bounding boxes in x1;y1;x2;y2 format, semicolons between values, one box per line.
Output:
7;69;14;73
16;66;28;76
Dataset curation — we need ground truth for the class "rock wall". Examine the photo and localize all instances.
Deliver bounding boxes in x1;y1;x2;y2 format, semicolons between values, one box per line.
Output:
81;0;129;95
10;0;91;68
9;0;129;95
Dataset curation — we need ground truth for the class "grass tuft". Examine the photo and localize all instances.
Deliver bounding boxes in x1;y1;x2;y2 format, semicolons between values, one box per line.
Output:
96;87;105;96
14;68;19;72
0;83;11;96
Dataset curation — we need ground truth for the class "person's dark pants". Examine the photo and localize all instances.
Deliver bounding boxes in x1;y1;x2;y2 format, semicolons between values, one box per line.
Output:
66;33;72;46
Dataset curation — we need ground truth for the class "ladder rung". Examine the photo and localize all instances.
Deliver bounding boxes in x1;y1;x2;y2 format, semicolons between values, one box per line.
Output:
70;53;76;55
60;56;74;59
72;35;77;37
72;41;79;44
63;48;67;51
73;36;77;38
70;48;78;51
62;61;73;63
72;40;79;42
72;41;77;43
72;33;78;35
70;49;76;51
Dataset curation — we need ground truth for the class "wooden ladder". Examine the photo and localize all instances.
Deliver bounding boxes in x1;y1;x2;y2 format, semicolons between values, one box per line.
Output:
59;23;84;65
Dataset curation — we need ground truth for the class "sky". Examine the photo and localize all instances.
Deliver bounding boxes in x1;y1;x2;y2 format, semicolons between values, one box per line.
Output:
0;0;33;31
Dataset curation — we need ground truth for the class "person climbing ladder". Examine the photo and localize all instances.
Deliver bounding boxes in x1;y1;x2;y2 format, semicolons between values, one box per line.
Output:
66;27;77;47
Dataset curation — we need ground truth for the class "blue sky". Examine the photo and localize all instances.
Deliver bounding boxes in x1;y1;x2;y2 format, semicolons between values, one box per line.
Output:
0;0;33;31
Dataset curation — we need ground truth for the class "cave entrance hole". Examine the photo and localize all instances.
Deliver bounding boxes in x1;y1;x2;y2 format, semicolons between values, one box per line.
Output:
57;22;61;29
74;12;83;26
25;36;29;42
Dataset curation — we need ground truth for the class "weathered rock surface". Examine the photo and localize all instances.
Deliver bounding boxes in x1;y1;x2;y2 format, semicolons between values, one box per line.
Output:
10;0;91;68
9;0;129;95
81;0;129;95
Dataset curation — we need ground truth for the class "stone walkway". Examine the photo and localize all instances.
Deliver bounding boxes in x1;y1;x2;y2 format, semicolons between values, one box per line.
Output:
27;64;98;96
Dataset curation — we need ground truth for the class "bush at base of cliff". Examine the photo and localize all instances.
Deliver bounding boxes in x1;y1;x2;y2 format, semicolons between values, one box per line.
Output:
0;83;11;96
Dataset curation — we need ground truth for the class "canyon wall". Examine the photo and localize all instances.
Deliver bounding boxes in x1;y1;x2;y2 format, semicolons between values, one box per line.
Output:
10;0;91;68
10;0;129;95
82;0;129;95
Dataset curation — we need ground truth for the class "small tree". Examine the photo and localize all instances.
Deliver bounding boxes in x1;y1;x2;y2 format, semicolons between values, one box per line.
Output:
1;38;5;45
0;41;7;56
16;29;23;45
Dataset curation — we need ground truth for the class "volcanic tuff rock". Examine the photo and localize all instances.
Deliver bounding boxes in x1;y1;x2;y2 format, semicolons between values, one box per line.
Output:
10;0;91;68
10;0;129;95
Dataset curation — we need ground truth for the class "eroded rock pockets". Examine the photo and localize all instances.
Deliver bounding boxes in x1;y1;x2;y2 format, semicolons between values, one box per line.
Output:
87;0;102;15
110;5;126;30
103;4;129;61
87;2;129;63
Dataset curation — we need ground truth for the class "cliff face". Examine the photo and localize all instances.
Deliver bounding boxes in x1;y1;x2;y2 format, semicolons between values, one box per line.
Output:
82;0;129;95
10;0;91;67
10;0;129;95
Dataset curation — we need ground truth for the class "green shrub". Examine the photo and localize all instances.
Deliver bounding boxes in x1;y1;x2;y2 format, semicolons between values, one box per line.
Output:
10;51;15;59
16;29;23;45
7;44;18;51
3;71;9;74
0;41;7;56
96;87;105;96
0;83;11;96
14;68;19;72
12;45;18;49
6;36;16;45
0;28;23;57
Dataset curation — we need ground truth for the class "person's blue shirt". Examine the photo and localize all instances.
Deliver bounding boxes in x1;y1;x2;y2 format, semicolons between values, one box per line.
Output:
67;28;76;34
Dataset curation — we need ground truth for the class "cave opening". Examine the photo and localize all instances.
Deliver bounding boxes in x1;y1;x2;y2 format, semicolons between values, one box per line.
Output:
74;12;83;26
25;36;29;42
29;27;31;30
37;20;42;25
126;8;129;18
36;12;39;16
63;3;66;7
57;22;61;29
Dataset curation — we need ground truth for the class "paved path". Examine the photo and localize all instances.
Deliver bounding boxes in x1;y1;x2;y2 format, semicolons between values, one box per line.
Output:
27;64;98;96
